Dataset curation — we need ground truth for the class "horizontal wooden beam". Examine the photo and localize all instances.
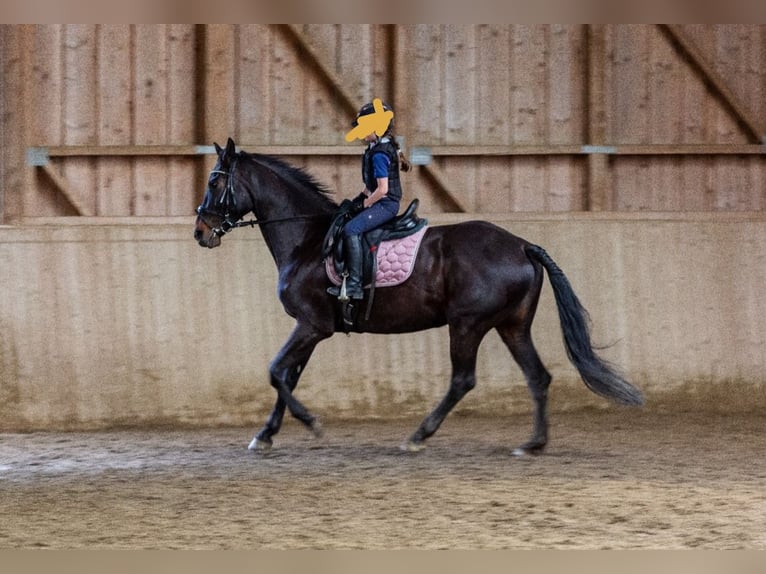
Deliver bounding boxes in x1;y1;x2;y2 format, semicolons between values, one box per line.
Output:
27;143;766;163
27;145;362;163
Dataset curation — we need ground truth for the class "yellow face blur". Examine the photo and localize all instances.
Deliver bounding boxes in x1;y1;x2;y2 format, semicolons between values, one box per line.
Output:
345;98;393;143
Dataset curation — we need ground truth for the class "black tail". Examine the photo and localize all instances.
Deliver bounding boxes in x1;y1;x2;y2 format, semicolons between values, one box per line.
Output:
526;244;644;406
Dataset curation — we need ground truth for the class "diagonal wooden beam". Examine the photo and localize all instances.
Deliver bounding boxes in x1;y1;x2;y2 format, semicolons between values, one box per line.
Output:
420;163;470;213
279;24;467;213
39;164;92;216
278;24;359;119
660;24;765;143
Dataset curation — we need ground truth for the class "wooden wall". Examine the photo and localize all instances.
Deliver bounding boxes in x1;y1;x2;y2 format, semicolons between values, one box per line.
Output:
3;214;766;431
1;24;766;220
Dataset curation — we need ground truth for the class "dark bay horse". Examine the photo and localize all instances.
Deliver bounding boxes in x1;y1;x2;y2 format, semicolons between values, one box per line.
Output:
194;138;643;455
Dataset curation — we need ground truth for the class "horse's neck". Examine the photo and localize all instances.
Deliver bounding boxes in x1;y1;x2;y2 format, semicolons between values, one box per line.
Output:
246;159;333;270
260;222;324;271
254;195;329;271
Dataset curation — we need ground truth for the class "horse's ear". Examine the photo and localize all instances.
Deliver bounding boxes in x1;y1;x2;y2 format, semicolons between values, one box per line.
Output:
225;137;236;157
214;142;223;156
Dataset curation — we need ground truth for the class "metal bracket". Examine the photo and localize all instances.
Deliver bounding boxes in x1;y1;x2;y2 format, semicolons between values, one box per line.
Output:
581;145;617;155
409;146;432;166
26;147;50;166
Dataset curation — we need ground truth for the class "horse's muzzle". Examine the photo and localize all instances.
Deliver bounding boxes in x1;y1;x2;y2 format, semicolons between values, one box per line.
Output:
194;217;222;249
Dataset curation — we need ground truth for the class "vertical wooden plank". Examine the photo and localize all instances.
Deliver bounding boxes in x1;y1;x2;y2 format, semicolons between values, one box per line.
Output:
717;25;747;125
303;24;340;146
444;25;476;145
680;25;710;142
29;25;63;147
371;25;391;103
202;24;237;143
649;25;683;144
407;25;443;143
476;24;510;145
612;25;650;143
549;25;583;145
511;25;547;145
712;25;747;144
509;25;548;212
680;25;714;211
271;25;305;144
611;25;651;210
0;25;26;220
97;24;132;216
238;24;272;144
756;26;766;136
28;25;65;216
679;157;712;211
709;26;747;211
442;25;476;211
476;25;510;212
133;25;168;146
754;27;766;210
3;26;40;219
390;25;409;134
549;24;585;211
62;24;97;216
337;29;367;194
133;25;168;215
0;26;5;221
586;23;608;148
648;26;683;210
339;24;373;104
478;157;511;213
167;24;197;215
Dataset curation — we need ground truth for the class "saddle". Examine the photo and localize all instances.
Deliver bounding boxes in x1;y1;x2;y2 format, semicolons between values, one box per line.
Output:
322;199;428;329
323;199;428;287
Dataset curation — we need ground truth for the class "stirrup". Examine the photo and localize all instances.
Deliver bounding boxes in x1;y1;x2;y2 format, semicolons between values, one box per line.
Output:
326;273;351;301
338;273;350;302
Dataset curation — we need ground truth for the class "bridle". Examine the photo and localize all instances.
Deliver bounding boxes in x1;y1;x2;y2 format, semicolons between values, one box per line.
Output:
195;155;244;237
195;156;324;237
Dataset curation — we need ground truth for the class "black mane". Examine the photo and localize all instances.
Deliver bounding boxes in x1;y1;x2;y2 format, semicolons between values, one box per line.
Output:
245;152;338;209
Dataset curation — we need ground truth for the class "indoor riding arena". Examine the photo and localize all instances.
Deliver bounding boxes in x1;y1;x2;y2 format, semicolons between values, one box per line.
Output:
1;25;765;550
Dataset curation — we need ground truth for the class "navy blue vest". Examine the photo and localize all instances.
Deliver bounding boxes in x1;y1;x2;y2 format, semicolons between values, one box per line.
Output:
362;139;402;202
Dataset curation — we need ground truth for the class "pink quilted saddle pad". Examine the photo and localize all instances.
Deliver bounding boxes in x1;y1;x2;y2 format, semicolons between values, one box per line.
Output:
325;226;428;288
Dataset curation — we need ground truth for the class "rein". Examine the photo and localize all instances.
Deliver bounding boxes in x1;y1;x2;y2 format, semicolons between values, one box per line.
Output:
228;213;325;230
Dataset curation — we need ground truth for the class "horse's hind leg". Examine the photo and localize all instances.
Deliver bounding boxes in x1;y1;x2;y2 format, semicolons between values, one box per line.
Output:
497;323;552;455
403;323;484;451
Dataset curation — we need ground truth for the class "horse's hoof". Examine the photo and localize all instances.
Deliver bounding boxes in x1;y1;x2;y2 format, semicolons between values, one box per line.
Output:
310;419;324;439
400;440;426;453
248;437;272;452
512;443;545;457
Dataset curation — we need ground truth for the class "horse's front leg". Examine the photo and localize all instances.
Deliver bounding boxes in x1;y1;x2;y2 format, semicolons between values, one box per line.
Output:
248;322;329;451
249;361;307;451
248;363;300;451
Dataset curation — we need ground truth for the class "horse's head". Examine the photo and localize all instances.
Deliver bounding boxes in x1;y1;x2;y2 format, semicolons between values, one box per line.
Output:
194;137;253;248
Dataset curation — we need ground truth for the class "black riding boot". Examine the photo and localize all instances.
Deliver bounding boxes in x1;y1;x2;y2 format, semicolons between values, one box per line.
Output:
326;234;365;300
343;234;364;300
